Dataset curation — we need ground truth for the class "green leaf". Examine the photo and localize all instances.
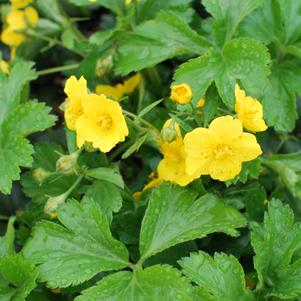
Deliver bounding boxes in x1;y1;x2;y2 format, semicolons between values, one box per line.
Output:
251;199;301;298
115;11;210;75
238;0;282;44
69;0;124;14
138;98;164;118
0;254;37;301
203;0;263;45
76;264;194;301
0;217;16;257
84;180;123;223
277;0;301;44
23;198;129;288
262;61;301;132
263;152;301;199
139;183;246;262
179;252;254;301
121;134;148;159
86;167;124;188
174;38;270;108
0;61;56;194
137;0;194;23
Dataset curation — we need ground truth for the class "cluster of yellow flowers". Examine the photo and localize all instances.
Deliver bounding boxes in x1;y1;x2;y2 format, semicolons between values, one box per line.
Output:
95;73;141;101
1;0;39;47
64;76;129;153
153;82;267;185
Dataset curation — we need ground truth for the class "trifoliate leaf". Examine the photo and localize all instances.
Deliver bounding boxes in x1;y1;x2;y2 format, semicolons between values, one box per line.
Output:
179;252;254;301
76;264;194;301
0;254;37;301
0;61;56;194
84;180;123;223
0;217;16;257
203;0;263;46
115;11;210;75
23;198;129;288
139;183;246;262
262;61;301;132
174;38;270;108
251;199;301;298
263;152;301;199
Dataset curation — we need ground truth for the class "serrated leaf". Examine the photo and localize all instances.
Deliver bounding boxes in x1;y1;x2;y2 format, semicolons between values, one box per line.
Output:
0;217;16;257
139;183;246;261
76;264;194;301
84;180;123;223
251;199;301;298
86;167;124;188
174;38;270;108
0;254;37;301
263;152;301;199
0;61;56;194
262;61;301;132
115;11;210;75
23;198;129;288
203;0;263;45
179;252;254;301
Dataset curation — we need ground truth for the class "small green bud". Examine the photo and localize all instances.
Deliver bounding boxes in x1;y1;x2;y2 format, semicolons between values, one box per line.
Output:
161;121;178;143
56;152;78;175
96;54;113;77
44;193;67;218
32;167;51;184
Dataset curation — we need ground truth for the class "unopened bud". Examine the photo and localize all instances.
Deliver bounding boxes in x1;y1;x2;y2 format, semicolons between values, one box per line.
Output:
56;152;78;175
161;120;178;143
84;142;97;152
96;54;113;77
32;167;51;184
44;193;67;218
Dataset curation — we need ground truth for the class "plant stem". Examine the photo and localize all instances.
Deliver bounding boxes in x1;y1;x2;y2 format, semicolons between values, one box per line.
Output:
37;63;80;76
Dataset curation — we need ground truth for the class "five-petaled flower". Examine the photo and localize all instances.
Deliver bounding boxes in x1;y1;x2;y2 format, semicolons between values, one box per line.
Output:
170;83;192;104
184;115;262;181
235;84;267;132
75;93;129;153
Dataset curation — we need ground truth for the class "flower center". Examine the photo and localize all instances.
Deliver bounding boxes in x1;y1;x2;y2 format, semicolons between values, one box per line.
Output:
175;86;188;96
98;114;113;130
214;144;232;159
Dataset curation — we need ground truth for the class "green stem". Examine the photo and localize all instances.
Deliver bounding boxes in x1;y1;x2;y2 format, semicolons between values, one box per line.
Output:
65;174;84;198
27;29;85;57
37;63;80;76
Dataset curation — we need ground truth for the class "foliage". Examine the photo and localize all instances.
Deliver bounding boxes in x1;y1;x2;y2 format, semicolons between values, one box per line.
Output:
1;0;301;300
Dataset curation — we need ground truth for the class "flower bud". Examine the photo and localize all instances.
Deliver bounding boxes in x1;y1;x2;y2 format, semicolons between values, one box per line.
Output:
161;123;178;143
44;193;67;218
32;167;51;184
96;54;113;77
56;152;78;175
170;83;192;104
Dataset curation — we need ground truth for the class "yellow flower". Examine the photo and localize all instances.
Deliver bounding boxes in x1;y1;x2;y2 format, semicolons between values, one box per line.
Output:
95;73;141;101
75;93;129;153
0;60;9;74
170;83;192;104
64;76;87;131
184;115;262;181
197;97;206;108
1;6;39;47
11;0;32;9
235;84;267;132
157;120;198;186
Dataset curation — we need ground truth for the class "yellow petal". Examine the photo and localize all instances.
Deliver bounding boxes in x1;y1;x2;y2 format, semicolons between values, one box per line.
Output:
209;115;243;141
11;0;32;9
0;60;9;74
1;28;24;46
123;73;141;94
6;10;26;30
24;6;39;26
95;84;124;101
209;159;242;181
